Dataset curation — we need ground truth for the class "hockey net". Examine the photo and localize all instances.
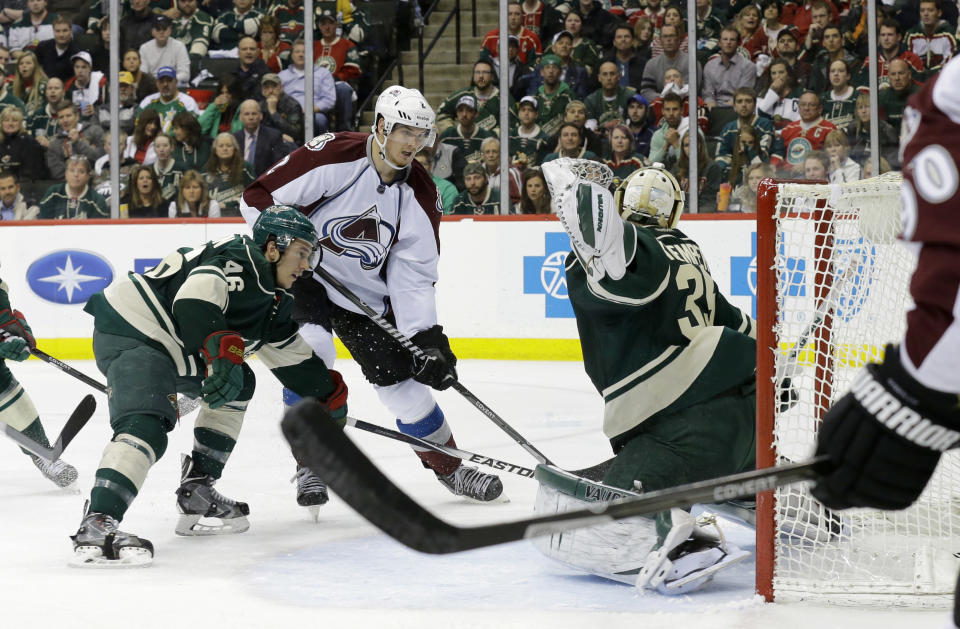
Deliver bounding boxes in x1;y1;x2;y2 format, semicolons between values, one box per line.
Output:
756;174;960;607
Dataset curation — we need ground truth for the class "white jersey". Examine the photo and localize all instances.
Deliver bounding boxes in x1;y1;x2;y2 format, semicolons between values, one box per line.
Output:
240;132;444;337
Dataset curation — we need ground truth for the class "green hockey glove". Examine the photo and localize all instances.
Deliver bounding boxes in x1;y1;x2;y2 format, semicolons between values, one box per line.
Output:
200;331;245;409
0;308;36;349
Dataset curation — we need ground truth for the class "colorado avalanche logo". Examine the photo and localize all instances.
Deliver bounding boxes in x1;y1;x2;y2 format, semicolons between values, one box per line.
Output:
319;206;396;270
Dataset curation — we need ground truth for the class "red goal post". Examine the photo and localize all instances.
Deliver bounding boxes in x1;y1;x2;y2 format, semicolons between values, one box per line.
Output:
754;174;960;607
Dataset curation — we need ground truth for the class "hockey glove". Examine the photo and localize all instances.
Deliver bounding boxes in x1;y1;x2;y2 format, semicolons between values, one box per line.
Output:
200;331;245;409
0;334;28;361
318;369;348;426
811;344;960;511
0;308;36;349
410;325;457;391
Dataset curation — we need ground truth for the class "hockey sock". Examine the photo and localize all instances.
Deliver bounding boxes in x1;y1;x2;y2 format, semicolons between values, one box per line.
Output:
19;418;50;455
192;401;247;478
91;415;168;520
397;404;460;476
0;379;46;456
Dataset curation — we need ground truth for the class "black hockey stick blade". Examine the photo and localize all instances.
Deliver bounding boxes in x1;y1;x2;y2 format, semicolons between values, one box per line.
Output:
282;399;829;554
2;394;96;461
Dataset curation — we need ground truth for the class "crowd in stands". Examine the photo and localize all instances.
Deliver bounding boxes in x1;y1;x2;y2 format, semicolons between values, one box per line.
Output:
430;0;936;215
0;0;942;219
0;0;387;219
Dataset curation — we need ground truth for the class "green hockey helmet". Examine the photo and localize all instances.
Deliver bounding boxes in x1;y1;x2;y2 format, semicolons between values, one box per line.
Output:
613;163;685;228
253;205;321;266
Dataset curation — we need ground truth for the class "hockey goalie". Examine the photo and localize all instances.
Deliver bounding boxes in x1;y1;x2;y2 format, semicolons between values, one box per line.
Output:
534;159;757;593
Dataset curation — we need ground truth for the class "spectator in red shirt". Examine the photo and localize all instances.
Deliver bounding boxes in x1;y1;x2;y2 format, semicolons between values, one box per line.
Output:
482;1;542;66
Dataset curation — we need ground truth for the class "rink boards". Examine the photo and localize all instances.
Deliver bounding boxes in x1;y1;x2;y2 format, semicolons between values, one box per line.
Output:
0;216;757;359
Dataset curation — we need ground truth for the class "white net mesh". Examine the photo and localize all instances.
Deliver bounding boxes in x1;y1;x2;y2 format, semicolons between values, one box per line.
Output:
766;173;960;607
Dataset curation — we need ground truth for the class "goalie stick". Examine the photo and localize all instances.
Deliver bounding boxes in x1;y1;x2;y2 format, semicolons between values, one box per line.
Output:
314;265;553;466
283;399;828;554
2;332;203;416
2;394;96;461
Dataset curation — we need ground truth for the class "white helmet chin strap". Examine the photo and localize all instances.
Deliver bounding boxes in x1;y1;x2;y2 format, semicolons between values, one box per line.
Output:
374;130;406;171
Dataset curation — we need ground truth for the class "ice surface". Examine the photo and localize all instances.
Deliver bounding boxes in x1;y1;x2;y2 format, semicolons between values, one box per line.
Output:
0;359;947;628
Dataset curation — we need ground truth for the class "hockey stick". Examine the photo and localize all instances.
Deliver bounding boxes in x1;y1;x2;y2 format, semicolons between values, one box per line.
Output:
283;399;828;554
314;265;554;466
345;415;537;478
2;394;96;461
1;331;202;416
344;415;639;500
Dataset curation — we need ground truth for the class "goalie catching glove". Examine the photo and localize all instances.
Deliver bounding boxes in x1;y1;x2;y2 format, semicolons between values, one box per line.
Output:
0;309;34;361
812;344;960;511
200;331;245;409
411;325;457;390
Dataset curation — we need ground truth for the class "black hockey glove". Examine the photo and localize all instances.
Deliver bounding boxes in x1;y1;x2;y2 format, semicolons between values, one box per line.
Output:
410;325;458;391
811;344;960;511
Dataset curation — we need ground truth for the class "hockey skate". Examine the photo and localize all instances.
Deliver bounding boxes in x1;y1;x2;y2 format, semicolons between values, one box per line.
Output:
70;504;153;568
637;513;750;595
292;464;328;522
31;454;78;490
436;464;507;503
174;454;250;536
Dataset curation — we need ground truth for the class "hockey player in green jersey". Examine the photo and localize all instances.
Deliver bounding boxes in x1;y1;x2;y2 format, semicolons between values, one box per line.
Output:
535;158;755;594
70;206;347;568
0;273;79;489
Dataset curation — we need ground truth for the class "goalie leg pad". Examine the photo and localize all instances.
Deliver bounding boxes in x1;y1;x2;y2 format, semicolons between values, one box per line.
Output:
531;479;660;584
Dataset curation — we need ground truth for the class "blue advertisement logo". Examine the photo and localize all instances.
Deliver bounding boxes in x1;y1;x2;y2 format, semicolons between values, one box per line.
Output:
27;250;114;304
730;232;805;318
523;232;574;318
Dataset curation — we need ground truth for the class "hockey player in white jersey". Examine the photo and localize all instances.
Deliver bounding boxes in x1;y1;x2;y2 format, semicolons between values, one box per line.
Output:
533;158;753;594
812;56;960;626
240;86;504;505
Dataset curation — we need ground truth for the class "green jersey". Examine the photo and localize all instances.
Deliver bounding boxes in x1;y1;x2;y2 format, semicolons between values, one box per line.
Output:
26;104;57;139
821;89;858;130
437;86;517;135
450;186;501;215
438;124;494;165
153;160;185;203
173;9;214;58
83;234;334;397
584;85;636;131
537;82;573;138
566;220;756;442
173;138;212;171
508;126;551;165
37;183;109;219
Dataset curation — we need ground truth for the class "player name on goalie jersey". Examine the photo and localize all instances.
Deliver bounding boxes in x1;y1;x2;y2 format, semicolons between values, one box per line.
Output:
566;224;756;443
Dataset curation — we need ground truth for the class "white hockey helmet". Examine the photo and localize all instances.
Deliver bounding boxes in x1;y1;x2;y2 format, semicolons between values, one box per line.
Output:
372;85;437;150
614;163;685;228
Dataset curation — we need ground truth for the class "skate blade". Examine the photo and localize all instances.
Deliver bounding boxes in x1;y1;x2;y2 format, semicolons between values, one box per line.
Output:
69;546;153;569
175;514;250;536
306;505;321;523
655;547;751;595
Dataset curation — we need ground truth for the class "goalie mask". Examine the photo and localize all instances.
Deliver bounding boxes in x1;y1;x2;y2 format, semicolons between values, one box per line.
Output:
372;85;437;170
614;164;685;228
